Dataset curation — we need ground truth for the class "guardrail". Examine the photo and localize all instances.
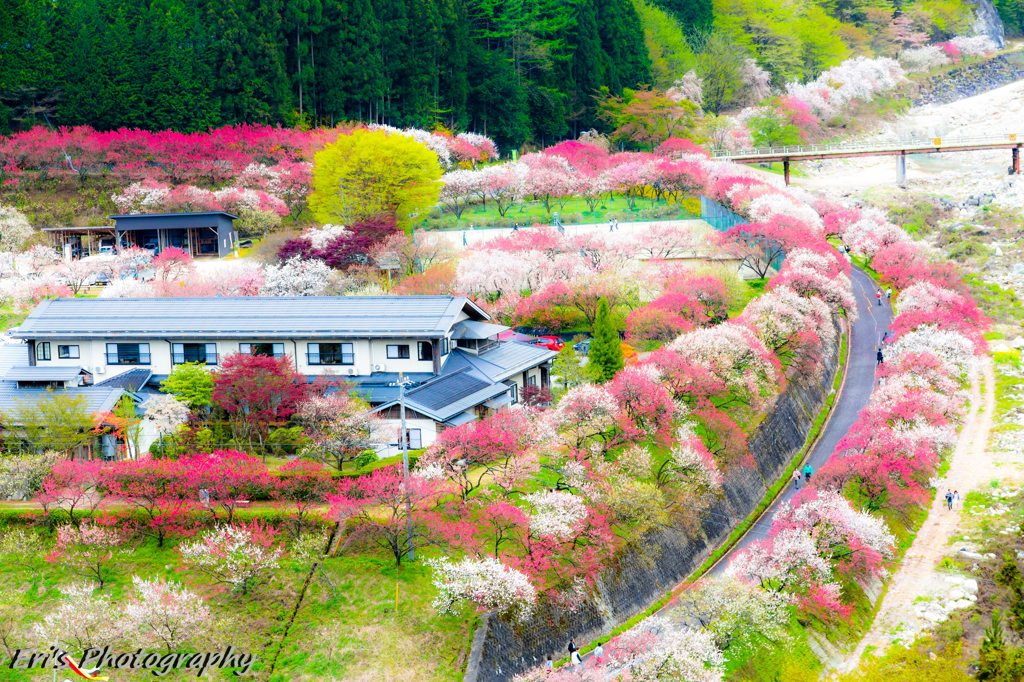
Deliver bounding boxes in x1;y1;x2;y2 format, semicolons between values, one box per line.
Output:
711;133;1023;159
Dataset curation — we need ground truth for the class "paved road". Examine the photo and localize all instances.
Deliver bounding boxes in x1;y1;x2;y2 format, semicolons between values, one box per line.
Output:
709;267;892;574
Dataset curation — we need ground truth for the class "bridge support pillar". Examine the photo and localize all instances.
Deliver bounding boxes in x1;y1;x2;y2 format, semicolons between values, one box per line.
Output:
897;154;907;188
783;159;790;186
1013;147;1020;175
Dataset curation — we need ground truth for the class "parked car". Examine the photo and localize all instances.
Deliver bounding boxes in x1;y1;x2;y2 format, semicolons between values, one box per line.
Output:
97;244;115;255
573;338;591;356
142;240;160;255
531;335;565;352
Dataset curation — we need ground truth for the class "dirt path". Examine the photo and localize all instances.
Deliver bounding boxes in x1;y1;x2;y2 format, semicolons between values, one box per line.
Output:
839;358;997;672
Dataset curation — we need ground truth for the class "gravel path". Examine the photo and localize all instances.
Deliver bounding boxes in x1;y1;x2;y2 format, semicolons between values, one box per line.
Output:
838;358;998;672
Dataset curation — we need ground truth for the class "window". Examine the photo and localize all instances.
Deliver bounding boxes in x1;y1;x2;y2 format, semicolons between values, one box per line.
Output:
417;341;433;362
527;374;537;386
106;343;151;365
307;342;354;365
35;342;51;361
240;342;285;358
405;428;422;450
57;344;80;359
507;382;519;404
441;338;450;356
386;344;410;360
172;343;218;365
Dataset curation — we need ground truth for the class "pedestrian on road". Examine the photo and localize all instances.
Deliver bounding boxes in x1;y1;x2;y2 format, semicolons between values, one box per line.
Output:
462;231;467;247
571;650;583;672
954;489;961;509
513;223;520;232
791;469;802;490
568;639;577;658
594;642;605;666
612;218;619;232
886;287;892;300
545;655;553;675
877;347;884;365
876;288;882;306
945;489;954;510
803;464;813;482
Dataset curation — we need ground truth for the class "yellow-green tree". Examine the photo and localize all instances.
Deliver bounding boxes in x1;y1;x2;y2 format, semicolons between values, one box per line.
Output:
309;129;442;230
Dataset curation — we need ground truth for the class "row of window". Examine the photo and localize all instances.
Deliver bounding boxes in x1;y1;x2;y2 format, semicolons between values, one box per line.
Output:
36;340;448;366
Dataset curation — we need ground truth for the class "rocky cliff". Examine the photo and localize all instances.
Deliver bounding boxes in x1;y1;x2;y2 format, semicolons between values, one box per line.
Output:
913;55;1024;107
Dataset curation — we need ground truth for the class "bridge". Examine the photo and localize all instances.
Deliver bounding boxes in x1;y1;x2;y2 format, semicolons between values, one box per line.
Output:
712;134;1023;186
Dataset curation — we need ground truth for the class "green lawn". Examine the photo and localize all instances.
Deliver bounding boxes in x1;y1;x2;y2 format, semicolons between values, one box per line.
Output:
417;195;699;230
0;522;474;681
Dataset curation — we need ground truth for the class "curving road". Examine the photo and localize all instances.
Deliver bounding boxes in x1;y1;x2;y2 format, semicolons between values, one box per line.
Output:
709;267;892;574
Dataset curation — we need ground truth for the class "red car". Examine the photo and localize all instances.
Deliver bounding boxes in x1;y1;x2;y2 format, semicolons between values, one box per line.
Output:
531;335;565;352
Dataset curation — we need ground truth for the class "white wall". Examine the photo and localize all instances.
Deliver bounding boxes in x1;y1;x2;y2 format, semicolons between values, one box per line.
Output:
33;336;443;379
373;417;438;457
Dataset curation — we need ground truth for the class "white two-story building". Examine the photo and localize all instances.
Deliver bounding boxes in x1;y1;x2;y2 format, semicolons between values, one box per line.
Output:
9;295;556;450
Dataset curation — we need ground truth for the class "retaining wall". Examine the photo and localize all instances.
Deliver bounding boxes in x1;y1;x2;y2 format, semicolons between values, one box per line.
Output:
913;54;1024;107
464;320;843;681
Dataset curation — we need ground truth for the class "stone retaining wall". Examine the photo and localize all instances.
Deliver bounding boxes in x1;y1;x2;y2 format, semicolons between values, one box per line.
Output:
913;55;1024;107
463;321;843;681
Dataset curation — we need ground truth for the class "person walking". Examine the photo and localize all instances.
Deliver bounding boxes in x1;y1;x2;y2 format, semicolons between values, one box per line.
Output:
594;642;605;666
875;288;883;306
953;490;961;509
877;347;884;365
571;649;583;672
945;489;954;510
886;287;893;301
612;218;619;232
567;639;577;659
462;231;467;247
545;655;554;675
803;464;813;483
791;468;802;490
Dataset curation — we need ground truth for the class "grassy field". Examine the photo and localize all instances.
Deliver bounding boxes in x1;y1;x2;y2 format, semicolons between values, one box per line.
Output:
0;520;474;681
418;195;699;230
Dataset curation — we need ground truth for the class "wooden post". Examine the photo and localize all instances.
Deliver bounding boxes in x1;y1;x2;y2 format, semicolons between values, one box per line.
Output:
1013;147;1020;175
783;159;791;186
897;154;907;188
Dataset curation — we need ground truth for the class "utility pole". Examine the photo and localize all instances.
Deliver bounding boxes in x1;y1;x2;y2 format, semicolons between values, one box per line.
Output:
395;372;415;561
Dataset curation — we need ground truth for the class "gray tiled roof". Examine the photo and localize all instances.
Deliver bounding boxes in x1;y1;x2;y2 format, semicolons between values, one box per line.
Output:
442;342;556;382
11;296;489;340
379;369;510;422
0;384;124;416
450;320;509;340
3;366;84;382
95;368;154;391
0;344;30;374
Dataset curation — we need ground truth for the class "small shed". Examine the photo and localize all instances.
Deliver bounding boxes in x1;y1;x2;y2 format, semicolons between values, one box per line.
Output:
109;212;238;258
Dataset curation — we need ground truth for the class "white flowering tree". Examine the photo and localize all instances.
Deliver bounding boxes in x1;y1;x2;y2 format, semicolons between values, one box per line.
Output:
0;205;34;252
523;490;588;540
551;383;618;448
676;577;790;651
33;584;125;651
179;522;283;594
260;256;333;296
125;576;211;653
427;556;537;622
608;616;725;682
144;394;191;442
49;523;126;589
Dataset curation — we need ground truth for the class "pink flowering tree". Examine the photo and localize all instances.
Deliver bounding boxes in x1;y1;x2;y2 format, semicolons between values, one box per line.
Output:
608;367;676;444
47;522;126;589
276;459;337;537
125;576;212;652
415;408;543;500
100;458;197;547
37;459;107;527
180;450;274;523
179;520;284;595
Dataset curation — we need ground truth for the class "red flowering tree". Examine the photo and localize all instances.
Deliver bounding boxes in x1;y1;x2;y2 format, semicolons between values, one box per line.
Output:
37;459;107;527
277;459;337;537
328;465;456;567
212;353;310;450
415;409;542;501
100;459;196;547
181;450;275;523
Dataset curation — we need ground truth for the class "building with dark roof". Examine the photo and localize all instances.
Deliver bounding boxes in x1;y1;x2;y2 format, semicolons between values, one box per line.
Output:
46;212;239;259
10;295;556;450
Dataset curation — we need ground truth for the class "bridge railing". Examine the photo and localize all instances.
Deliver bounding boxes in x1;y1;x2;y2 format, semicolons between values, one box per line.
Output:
710;133;1023;159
